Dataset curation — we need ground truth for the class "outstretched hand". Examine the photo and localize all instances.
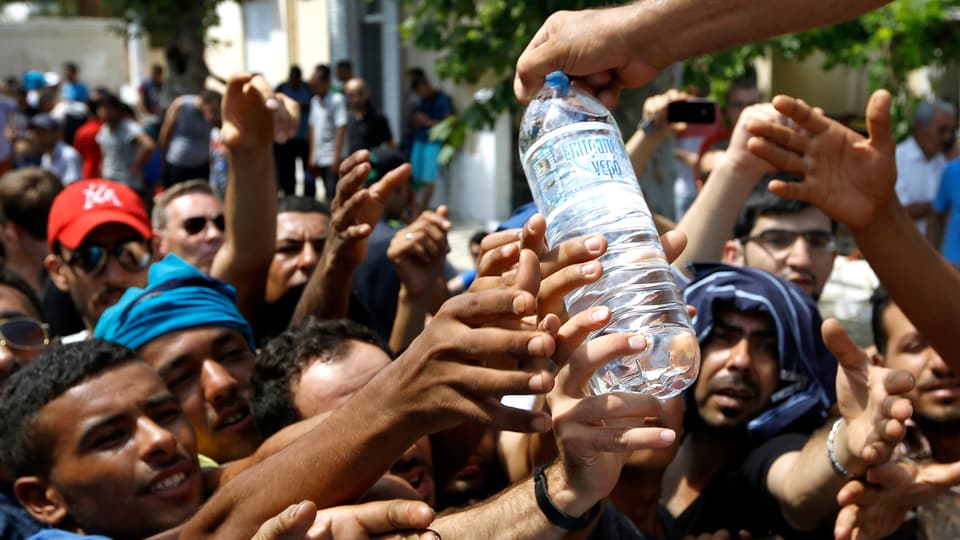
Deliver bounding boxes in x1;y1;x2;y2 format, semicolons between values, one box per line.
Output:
835;459;960;540
547;304;677;504
250;499;437;540
826;319;915;468
745;90;898;229
222;73;300;150
322;150;411;270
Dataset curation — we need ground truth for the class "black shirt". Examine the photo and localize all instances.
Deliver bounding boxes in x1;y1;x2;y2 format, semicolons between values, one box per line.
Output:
346;106;393;154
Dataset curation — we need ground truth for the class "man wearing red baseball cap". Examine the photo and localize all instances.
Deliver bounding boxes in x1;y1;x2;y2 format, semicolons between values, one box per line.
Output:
44;179;154;341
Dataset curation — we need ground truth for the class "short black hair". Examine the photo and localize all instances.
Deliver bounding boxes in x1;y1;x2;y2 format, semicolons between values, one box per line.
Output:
200;89;222;105
0;167;63;240
0;340;140;477
97;93;123;111
250;318;390;438
732;181;838;239
336;60;352;72
63;62;78;73
0;266;44;320
277;196;331;216
314;64;331;82
469;231;487;246
870;286;893;356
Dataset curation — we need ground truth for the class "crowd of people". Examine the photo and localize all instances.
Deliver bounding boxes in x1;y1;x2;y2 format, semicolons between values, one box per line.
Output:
1;0;960;539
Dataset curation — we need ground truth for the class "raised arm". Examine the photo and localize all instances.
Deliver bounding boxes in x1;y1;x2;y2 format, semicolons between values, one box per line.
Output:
210;73;298;326
183;252;558;538
432;302;676;539
388;206;451;352
157;97;182;154
766;320;914;531
291;150;409;323
672;103;779;275
745;89;960;368
515;0;891;107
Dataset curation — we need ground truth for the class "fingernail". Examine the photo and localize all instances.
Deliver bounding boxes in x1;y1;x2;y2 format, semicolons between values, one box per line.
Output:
580;261;600;277
513;295;527;315
527;335;545;355
291;500;305;518
501;244;515;256
591;306;610;321
628;335;648;350
660;429;677;443
442;220;452;229
266;97;279;109
585;236;603;252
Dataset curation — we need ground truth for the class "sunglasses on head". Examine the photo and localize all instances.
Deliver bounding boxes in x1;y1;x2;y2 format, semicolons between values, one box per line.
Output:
61;239;153;276
0;316;49;351
182;214;225;235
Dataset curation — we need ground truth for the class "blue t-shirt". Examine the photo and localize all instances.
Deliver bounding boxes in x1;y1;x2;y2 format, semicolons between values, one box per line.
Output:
28;530;111;540
414;92;453;141
934;159;960;264
61;82;90;103
276;82;313;140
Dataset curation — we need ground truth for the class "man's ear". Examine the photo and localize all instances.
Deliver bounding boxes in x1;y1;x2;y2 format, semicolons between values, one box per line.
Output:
44;253;70;293
152;231;167;259
14;476;70;526
721;239;745;266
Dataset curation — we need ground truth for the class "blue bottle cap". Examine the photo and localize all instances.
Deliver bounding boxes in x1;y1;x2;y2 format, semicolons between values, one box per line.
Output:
545;71;570;94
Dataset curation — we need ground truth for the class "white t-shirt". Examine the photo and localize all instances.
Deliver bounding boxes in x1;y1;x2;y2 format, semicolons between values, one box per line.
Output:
895;136;947;234
309;92;348;167
41;141;83;184
96;119;146;191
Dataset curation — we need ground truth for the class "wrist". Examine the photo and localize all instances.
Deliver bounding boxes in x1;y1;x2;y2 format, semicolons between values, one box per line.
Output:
545;463;600;518
831;418;867;478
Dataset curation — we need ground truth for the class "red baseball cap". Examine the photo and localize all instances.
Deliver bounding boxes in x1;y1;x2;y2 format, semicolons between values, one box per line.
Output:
47;179;152;251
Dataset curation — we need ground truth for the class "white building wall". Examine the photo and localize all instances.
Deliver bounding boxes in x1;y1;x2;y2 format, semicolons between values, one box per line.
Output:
0;17;127;91
205;1;247;83
296;0;331;71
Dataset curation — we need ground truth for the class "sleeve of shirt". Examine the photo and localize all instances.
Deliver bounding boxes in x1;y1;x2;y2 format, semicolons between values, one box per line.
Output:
438;93;453;118
934;164;956;213
64;147;83;183
124;120;144;142
308;96;320;129
333;95;348;128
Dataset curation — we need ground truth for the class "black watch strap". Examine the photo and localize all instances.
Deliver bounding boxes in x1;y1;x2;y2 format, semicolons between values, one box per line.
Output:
533;465;601;530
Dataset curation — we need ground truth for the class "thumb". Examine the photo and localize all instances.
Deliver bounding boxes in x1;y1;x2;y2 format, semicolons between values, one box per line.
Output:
252;500;317;540
866;89;894;152
919;460;960;488
822;319;867;374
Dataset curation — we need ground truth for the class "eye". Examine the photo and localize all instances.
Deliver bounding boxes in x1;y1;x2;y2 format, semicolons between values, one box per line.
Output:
761;231;796;250
903;339;927;354
165;369;197;391
91;427;129;451
153;405;184;425
276;243;302;255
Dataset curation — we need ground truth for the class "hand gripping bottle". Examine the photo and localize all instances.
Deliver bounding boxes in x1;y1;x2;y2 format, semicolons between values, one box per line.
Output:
518;71;699;398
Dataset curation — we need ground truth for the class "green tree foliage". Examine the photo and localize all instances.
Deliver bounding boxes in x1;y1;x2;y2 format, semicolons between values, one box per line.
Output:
401;0;960;153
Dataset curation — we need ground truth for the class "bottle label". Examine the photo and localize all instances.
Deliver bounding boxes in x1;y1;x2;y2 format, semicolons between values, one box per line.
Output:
522;122;641;214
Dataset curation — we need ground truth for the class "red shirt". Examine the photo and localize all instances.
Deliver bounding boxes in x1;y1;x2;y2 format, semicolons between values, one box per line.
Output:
73;118;103;180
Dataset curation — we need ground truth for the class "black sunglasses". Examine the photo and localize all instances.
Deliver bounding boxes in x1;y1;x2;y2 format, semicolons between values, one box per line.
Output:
0;316;49;350
182;214;225;235
61;239;153;276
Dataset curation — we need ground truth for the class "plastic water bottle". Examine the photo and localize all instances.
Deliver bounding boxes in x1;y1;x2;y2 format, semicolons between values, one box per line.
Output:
518;71;699;398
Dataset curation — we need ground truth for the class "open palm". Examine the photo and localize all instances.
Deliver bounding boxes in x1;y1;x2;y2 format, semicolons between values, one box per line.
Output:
746;90;897;229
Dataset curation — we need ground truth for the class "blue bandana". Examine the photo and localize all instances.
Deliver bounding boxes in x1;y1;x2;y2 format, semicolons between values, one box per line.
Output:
94;254;254;351
684;263;836;440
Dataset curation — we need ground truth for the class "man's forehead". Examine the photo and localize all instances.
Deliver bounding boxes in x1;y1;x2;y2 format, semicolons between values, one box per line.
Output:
0;285;35;318
751;206;831;233
41;362;166;431
276;212;329;235
167;193;222;218
143;326;247;367
714;305;775;332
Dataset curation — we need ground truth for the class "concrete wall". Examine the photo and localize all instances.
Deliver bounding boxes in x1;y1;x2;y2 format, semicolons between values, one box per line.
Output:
0;17;127;91
205;1;246;83
295;0;331;73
